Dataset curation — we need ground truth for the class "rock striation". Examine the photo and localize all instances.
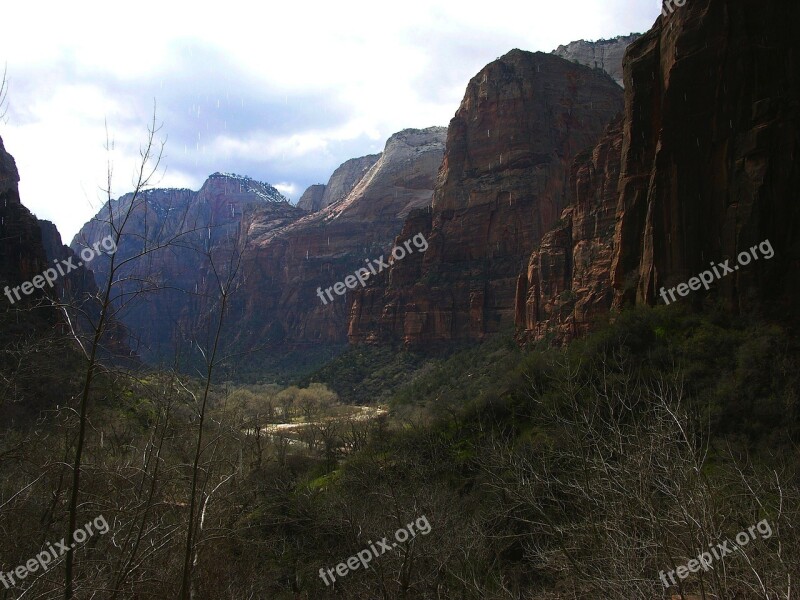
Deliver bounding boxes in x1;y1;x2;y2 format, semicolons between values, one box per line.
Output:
348;51;624;346
320;154;381;210
517;118;623;340
552;34;641;87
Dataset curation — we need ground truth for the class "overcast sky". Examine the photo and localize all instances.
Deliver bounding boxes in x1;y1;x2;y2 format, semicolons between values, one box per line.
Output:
0;0;661;241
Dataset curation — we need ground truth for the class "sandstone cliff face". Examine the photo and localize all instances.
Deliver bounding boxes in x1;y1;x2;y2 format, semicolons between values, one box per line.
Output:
297;184;326;212
228;127;446;353
552;34;641;87
519;0;800;341
348;51;624;345
612;0;800;317
71;129;444;363
517;118;623;340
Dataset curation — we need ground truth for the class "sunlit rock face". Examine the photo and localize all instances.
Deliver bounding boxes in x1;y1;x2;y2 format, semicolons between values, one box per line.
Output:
297;184;326;212
297;154;382;213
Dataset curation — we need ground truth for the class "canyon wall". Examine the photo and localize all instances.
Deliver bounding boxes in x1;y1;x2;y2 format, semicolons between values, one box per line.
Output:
520;0;800;341
348;50;624;345
72;129;445;363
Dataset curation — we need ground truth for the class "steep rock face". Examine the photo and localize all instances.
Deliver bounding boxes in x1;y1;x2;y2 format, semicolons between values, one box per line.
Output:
0;136;49;296
517;118;623;340
613;0;800;317
73;174;304;360
348;51;624;345
227;127;446;353
297;184;326;212
552;34;641;87
519;0;800;341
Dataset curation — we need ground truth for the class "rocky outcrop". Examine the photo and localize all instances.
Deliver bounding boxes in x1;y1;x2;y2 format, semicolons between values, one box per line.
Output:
348;51;624;346
552;34;641;87
298;153;383;213
297;184;326;212
321;154;381;209
519;0;800;341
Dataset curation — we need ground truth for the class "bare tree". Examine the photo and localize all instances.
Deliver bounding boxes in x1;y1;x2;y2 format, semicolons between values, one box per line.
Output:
178;210;250;600
62;114;166;600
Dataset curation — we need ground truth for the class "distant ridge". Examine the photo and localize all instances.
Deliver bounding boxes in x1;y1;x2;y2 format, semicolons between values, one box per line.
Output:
552;33;641;86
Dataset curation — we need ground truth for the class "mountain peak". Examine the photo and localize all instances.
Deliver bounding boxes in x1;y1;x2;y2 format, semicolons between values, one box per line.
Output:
203;172;288;203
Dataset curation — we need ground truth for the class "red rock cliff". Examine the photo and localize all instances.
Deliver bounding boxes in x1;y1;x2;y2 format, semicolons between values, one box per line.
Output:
520;0;800;342
348;50;624;345
518;118;623;341
613;0;800;315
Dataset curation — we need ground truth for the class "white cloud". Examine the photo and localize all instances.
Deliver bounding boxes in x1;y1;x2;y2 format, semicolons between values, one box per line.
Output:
273;182;300;200
0;0;661;240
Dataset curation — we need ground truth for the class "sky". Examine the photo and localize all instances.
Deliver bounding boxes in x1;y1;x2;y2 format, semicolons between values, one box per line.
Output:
0;0;661;241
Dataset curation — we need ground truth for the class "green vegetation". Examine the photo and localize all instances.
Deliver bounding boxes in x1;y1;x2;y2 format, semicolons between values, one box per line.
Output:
0;305;798;598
